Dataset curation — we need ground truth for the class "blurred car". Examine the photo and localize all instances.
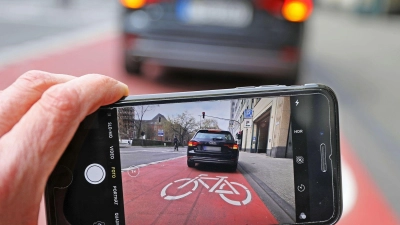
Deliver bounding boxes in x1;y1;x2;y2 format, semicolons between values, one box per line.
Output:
119;0;313;84
187;129;239;171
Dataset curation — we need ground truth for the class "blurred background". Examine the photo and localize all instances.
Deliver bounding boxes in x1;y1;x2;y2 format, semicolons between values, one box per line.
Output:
0;0;399;224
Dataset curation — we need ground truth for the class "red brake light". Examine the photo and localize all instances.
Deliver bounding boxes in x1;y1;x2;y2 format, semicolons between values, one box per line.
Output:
224;144;239;150
206;129;222;133
123;34;137;49
188;141;199;147
282;0;313;22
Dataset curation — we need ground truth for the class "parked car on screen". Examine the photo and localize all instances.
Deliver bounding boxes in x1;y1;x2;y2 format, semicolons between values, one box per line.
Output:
187;129;239;171
119;0;313;84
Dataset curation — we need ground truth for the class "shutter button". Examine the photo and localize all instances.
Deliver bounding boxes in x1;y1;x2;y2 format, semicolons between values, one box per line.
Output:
84;164;106;185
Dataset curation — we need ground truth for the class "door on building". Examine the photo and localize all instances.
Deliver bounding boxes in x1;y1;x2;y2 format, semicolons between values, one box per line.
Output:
254;109;271;153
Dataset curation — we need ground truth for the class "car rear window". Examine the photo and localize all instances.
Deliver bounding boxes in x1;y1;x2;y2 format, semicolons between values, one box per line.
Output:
194;131;233;141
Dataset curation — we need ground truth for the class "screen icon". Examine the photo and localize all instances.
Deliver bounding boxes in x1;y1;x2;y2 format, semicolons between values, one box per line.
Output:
297;184;305;192
296;156;304;164
127;165;140;178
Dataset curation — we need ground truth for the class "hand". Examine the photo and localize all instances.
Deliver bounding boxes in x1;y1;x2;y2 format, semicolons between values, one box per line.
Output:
0;71;129;225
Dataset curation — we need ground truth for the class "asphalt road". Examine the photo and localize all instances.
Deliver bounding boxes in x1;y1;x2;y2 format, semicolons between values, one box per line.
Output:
0;1;399;223
119;145;186;169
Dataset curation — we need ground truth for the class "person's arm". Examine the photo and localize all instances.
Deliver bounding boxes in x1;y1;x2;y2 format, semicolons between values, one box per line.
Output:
0;71;129;225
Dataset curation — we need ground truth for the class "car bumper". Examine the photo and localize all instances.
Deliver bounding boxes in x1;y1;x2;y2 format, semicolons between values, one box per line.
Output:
187;149;238;165
188;156;238;165
126;38;299;75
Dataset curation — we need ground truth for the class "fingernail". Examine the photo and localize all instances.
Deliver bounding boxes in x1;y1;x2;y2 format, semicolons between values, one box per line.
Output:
118;82;129;96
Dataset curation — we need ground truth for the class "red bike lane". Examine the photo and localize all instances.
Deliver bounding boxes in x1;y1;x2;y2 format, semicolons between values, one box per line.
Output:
121;157;278;225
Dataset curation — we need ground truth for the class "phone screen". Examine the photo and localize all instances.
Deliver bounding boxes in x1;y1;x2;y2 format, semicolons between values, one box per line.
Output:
45;92;339;225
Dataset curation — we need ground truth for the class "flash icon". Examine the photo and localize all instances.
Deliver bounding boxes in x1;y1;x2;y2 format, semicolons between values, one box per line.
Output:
295;100;299;106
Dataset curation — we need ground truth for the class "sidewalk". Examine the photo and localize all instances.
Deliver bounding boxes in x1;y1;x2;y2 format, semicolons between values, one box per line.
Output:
238;151;295;222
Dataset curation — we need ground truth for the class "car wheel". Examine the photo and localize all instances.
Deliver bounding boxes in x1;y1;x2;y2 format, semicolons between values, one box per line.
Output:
187;161;195;168
124;53;142;75
230;163;238;172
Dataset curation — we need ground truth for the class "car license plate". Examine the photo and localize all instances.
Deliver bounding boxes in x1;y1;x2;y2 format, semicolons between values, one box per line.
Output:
177;0;253;28
203;146;221;151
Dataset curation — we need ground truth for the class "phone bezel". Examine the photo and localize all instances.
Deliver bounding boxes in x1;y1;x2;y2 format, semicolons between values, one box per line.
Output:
104;84;342;225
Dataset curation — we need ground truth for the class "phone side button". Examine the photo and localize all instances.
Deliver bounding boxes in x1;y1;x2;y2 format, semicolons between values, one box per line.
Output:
320;143;327;172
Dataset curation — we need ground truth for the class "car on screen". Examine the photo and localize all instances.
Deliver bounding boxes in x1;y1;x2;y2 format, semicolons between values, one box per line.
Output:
119;0;313;84
187;129;239;171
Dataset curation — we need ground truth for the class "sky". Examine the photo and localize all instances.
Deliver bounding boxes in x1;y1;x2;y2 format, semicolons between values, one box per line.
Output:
138;100;232;130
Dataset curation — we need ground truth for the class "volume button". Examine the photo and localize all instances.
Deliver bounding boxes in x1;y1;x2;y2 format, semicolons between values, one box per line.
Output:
320;143;327;172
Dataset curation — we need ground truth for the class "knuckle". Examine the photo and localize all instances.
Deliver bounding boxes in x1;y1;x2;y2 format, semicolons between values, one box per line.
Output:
39;86;80;123
16;70;52;93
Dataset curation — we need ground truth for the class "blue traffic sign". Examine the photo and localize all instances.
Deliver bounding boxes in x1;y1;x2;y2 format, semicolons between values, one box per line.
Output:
244;109;253;119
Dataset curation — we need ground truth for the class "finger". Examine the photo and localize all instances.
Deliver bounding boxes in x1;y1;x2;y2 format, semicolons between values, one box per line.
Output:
0;74;128;223
0;70;76;137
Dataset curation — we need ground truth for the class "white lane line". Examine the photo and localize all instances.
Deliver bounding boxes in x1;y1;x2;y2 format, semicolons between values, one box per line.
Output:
341;160;358;218
121;155;185;171
120;150;185;153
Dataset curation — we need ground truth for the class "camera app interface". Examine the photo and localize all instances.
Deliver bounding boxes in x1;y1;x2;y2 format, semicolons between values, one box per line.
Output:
118;96;304;224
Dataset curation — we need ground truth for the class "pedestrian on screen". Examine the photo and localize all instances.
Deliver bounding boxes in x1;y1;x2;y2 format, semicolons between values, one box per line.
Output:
174;135;179;151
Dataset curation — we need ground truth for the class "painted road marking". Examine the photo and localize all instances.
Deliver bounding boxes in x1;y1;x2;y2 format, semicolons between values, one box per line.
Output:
122;157;278;224
337;139;399;224
121;155;185;171
341;160;357;218
120;150;185;153
160;174;252;206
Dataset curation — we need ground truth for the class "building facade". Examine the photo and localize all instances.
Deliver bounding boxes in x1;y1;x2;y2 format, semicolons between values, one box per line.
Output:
117;107;135;140
230;97;291;158
142;113;168;141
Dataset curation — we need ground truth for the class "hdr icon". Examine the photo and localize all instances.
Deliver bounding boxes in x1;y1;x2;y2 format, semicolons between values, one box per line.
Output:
294;129;303;134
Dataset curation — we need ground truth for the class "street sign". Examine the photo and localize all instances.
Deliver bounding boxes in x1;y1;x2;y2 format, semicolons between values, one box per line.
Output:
158;130;164;137
244;119;252;128
243;109;253;119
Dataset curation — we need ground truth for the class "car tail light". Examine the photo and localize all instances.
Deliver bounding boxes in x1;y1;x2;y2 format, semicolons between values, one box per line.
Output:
123;34;137;48
282;0;313;22
120;0;167;9
120;0;146;9
224;144;239;150
188;141;199;147
280;46;299;62
255;0;284;16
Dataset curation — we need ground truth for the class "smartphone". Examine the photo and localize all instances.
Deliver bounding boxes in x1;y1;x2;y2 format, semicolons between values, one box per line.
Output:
45;84;342;225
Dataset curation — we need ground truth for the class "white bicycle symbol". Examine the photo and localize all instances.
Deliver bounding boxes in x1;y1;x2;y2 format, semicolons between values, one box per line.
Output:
160;174;252;206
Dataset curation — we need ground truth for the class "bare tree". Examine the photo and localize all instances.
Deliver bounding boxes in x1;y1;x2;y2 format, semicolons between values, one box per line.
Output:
165;111;198;146
133;105;157;138
144;123;156;140
200;118;220;129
